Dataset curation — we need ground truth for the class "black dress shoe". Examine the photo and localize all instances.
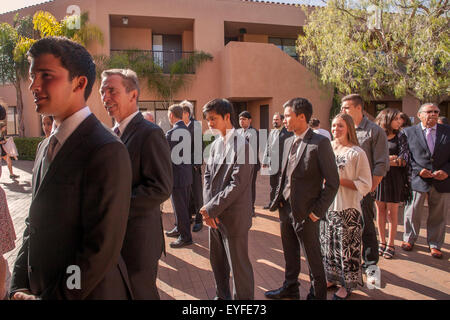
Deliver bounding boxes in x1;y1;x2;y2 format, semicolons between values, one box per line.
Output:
192;222;203;232
263;205;270;209
265;286;299;300
170;238;193;248
332;290;351;300
306;293;316;300
165;227;180;238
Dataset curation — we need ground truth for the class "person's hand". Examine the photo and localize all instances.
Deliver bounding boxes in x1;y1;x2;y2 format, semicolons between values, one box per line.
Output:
432;170;448;181
204;217;220;229
389;155;398;161
262;164;269;168
12;291;37;300
419;169;434;179
309;213;319;222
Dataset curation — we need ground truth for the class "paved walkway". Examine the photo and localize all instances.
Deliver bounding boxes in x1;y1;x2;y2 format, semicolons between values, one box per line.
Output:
2;160;449;300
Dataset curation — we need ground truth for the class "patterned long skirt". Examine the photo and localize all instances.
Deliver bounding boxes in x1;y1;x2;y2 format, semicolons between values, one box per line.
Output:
320;208;363;290
0;186;16;255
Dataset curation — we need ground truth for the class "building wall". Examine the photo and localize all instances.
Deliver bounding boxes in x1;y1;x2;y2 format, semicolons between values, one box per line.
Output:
1;0;334;136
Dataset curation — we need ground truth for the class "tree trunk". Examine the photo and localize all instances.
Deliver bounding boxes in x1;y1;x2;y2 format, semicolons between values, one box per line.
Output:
14;72;26;137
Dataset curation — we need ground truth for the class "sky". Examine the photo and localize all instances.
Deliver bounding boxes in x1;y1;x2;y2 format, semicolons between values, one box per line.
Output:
0;0;326;15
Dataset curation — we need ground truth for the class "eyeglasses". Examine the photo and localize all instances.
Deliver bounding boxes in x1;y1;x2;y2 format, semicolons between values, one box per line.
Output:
422;110;439;114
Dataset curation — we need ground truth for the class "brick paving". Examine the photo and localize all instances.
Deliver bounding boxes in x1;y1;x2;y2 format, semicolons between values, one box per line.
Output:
2;160;449;300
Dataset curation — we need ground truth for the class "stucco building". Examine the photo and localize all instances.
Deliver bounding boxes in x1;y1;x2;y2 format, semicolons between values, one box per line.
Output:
0;0;446;137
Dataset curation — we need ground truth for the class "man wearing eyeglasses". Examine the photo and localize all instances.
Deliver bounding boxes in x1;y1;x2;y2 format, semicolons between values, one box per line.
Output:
401;103;450;259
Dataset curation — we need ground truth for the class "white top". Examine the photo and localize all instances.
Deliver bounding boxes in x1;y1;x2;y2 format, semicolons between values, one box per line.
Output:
329;145;372;212
313;128;332;140
51;106;92;158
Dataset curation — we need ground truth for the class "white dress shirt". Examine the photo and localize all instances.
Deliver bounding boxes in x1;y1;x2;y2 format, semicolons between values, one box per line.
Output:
112;111;139;137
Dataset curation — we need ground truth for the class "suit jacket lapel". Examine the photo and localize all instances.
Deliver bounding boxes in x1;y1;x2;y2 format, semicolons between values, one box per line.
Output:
281;136;293;178
433;124;444;155
32;138;49;198
212;133;236;183
292;129;312;171
34;115;95;199
120;113;142;145
415;124;430;156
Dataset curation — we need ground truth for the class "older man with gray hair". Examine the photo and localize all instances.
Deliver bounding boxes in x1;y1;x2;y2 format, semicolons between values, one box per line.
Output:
100;68;173;299
401;103;450;259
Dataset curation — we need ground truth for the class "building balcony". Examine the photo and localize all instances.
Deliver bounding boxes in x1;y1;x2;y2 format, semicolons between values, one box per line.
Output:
110;49;196;74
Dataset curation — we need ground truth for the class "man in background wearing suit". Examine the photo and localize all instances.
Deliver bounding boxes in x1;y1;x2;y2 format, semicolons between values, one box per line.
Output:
166;104;193;248
200;99;254;300
100;68;173;299
181;100;204;233
262;112;293;209
10;37;133;300
266;98;339;300
236;111;260;216
402;103;450;259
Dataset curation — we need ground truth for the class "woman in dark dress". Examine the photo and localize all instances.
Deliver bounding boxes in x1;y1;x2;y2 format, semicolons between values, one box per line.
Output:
375;108;411;259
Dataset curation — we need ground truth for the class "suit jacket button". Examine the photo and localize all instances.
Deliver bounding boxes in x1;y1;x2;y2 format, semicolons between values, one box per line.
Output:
430;158;434;162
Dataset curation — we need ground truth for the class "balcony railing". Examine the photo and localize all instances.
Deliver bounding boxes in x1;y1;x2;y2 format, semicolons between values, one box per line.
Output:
110;50;195;74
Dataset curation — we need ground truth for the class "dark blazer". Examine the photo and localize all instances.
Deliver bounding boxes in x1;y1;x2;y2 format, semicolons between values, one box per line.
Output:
404;123;450;193
166;120;193;188
236;126;260;171
187;117;203;167
203;131;254;237
10;114;133;299
270;129;339;222
263;127;293;175
119;112;173;299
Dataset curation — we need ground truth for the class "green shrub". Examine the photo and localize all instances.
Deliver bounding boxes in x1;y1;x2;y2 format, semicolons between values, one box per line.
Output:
13;137;44;161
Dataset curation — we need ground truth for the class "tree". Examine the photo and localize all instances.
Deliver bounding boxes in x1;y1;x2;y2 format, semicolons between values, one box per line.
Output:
96;50;213;107
0;11;103;136
0;15;34;136
297;0;449;104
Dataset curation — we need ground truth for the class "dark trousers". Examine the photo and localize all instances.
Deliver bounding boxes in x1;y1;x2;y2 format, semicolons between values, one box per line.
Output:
251;168;258;210
279;199;326;299
189;165;203;224
269;173;280;204
360;193;379;268
171;186;192;242
209;228;254;300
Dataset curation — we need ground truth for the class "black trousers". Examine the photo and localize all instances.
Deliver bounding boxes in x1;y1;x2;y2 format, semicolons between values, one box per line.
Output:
360;193;379;268
278;199;326;300
171;186;192;242
251;168;258;210
189;165;203;224
269;173;280;204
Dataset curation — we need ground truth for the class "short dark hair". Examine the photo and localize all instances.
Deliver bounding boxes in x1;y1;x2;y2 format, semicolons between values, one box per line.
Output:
309;118;320;127
203;98;236;125
438;116;449;125
168;104;183;119
182;105;191;116
283;97;313;122
239;111;252;119
341;94;364;109
28;36;96;101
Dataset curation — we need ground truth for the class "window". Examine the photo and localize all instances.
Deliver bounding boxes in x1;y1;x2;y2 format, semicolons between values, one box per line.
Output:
7;106;18;135
269;37;297;58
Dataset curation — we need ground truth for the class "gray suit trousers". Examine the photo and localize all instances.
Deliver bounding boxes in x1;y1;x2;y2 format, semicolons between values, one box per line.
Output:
403;186;449;250
209;228;254;300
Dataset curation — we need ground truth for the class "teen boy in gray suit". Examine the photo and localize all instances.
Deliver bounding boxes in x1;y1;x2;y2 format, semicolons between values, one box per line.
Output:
200;99;254;300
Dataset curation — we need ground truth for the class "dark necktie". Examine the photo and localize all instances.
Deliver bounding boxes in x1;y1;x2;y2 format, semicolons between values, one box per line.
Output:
40;134;59;184
282;138;301;200
114;127;121;136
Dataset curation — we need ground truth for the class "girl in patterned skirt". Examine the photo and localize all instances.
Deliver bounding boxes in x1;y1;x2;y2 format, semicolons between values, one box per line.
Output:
320;113;372;300
0;163;16;299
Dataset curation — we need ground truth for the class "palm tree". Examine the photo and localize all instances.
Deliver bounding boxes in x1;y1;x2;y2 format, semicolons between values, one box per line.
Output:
0;11;103;136
97;50;213;108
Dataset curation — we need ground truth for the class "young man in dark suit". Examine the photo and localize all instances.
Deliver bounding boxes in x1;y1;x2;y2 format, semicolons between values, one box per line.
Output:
402;103;450;259
10;37;133;300
236;111;260;216
100;69;173;299
266;98;339;300
200;99;254;300
166;104;193;248
181;100;204;233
